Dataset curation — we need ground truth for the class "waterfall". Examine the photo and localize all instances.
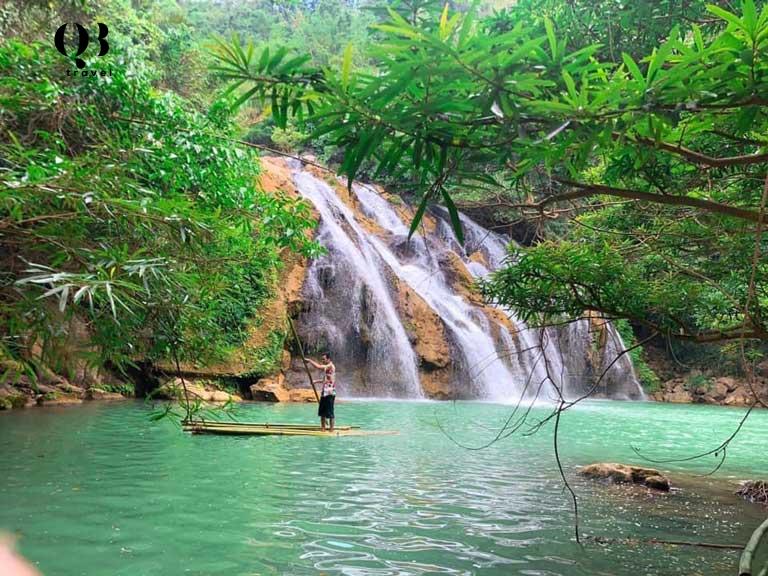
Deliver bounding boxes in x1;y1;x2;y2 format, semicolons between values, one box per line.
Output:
291;172;422;398
288;162;644;401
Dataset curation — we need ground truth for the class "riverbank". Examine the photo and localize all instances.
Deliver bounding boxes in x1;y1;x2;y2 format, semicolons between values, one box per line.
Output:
0;369;128;410
0;372;321;410
650;374;768;406
0;372;244;410
643;345;768;406
2;373;767;411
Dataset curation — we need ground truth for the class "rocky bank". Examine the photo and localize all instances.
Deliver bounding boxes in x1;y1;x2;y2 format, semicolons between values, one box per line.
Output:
650;375;767;406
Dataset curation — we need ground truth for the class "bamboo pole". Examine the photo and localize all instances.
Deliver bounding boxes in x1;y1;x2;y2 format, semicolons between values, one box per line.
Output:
740;517;768;576
287;316;320;403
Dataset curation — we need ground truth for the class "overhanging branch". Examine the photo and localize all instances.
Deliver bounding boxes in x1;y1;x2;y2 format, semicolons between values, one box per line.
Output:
630;135;768;168
549;179;765;223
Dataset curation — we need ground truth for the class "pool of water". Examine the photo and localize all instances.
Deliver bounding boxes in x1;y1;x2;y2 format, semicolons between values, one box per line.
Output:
0;399;766;575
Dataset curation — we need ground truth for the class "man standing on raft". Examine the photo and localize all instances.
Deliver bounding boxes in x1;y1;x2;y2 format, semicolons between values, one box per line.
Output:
307;352;336;432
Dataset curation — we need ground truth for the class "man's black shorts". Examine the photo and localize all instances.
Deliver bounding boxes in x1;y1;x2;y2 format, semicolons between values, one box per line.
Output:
318;394;335;418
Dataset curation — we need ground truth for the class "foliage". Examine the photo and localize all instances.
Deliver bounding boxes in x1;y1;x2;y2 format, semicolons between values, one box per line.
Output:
182;0;375;69
489;0;734;60
685;372;713;390
99;381;135;396
614;320;661;391
214;0;768;352
243;329;286;379
270;125;311;152
0;13;319;382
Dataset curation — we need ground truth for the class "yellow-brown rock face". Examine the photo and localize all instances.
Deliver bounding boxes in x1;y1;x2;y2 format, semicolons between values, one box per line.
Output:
192;157;523;402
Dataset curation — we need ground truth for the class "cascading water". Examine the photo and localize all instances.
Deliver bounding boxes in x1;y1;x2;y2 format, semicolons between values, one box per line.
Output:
292;172;422;397
350;183;537;400
289;162;644;401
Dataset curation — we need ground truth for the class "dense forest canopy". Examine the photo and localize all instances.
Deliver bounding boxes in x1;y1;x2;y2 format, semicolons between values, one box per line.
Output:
0;0;766;402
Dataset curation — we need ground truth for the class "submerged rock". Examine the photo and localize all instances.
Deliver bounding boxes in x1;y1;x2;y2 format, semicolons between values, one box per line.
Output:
736;480;768;505
644;475;671;491
39;396;84;407
579;462;671;492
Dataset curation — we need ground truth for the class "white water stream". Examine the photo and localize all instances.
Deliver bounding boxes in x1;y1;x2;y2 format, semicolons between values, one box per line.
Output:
290;164;644;401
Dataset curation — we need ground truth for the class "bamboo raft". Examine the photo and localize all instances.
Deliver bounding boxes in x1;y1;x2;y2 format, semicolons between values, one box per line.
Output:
182;420;398;437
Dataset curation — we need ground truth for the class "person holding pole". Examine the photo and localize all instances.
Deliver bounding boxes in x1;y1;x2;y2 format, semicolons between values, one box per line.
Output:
307;352;336;432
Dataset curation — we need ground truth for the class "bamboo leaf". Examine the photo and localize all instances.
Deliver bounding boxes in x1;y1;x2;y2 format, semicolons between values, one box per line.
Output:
408;193;430;240
341;43;353;89
258;47;270;72
439;3;450;40
441;188;464;245
544;18;557;60
562;70;578;100
230;84;261;111
621;53;644;83
743;0;758;36
458;2;477;47
707;4;748;32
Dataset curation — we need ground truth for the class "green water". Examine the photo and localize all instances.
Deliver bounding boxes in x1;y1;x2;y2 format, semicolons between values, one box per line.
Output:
0;400;766;576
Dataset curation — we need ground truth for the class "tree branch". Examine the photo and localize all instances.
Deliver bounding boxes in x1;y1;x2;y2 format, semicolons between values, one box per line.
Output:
549;179;765;223
631;135;768;168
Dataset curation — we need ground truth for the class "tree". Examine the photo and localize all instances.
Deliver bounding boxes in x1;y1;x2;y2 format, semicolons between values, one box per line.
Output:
0;1;319;386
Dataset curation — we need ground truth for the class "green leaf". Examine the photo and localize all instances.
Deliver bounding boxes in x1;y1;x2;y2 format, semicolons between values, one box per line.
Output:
230;84;261;111
562;70;578;101
441;188;464;245
408;193;429;240
621;53;644;84
258;47;270;72
742;0;758;36
544;18;557;60
278;54;311;74
341;43;353;89
693;25;705;52
706;4;748;32
439;3;450;40
458;2;477;48
267;47;287;72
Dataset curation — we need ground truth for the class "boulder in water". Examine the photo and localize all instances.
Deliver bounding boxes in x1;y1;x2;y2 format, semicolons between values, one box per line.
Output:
249;377;289;402
288;389;317;402
250;377;318;403
644;475;671;491
579;462;671;491
665;389;694;403
156;378;241;403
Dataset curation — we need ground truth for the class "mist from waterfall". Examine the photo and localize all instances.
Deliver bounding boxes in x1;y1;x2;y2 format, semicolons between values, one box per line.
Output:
290;164;644;401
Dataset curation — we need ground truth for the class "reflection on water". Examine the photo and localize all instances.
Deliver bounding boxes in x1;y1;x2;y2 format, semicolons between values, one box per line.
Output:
0;400;765;575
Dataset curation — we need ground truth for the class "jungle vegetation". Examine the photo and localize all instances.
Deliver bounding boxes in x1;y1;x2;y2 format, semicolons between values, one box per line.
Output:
0;0;322;383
